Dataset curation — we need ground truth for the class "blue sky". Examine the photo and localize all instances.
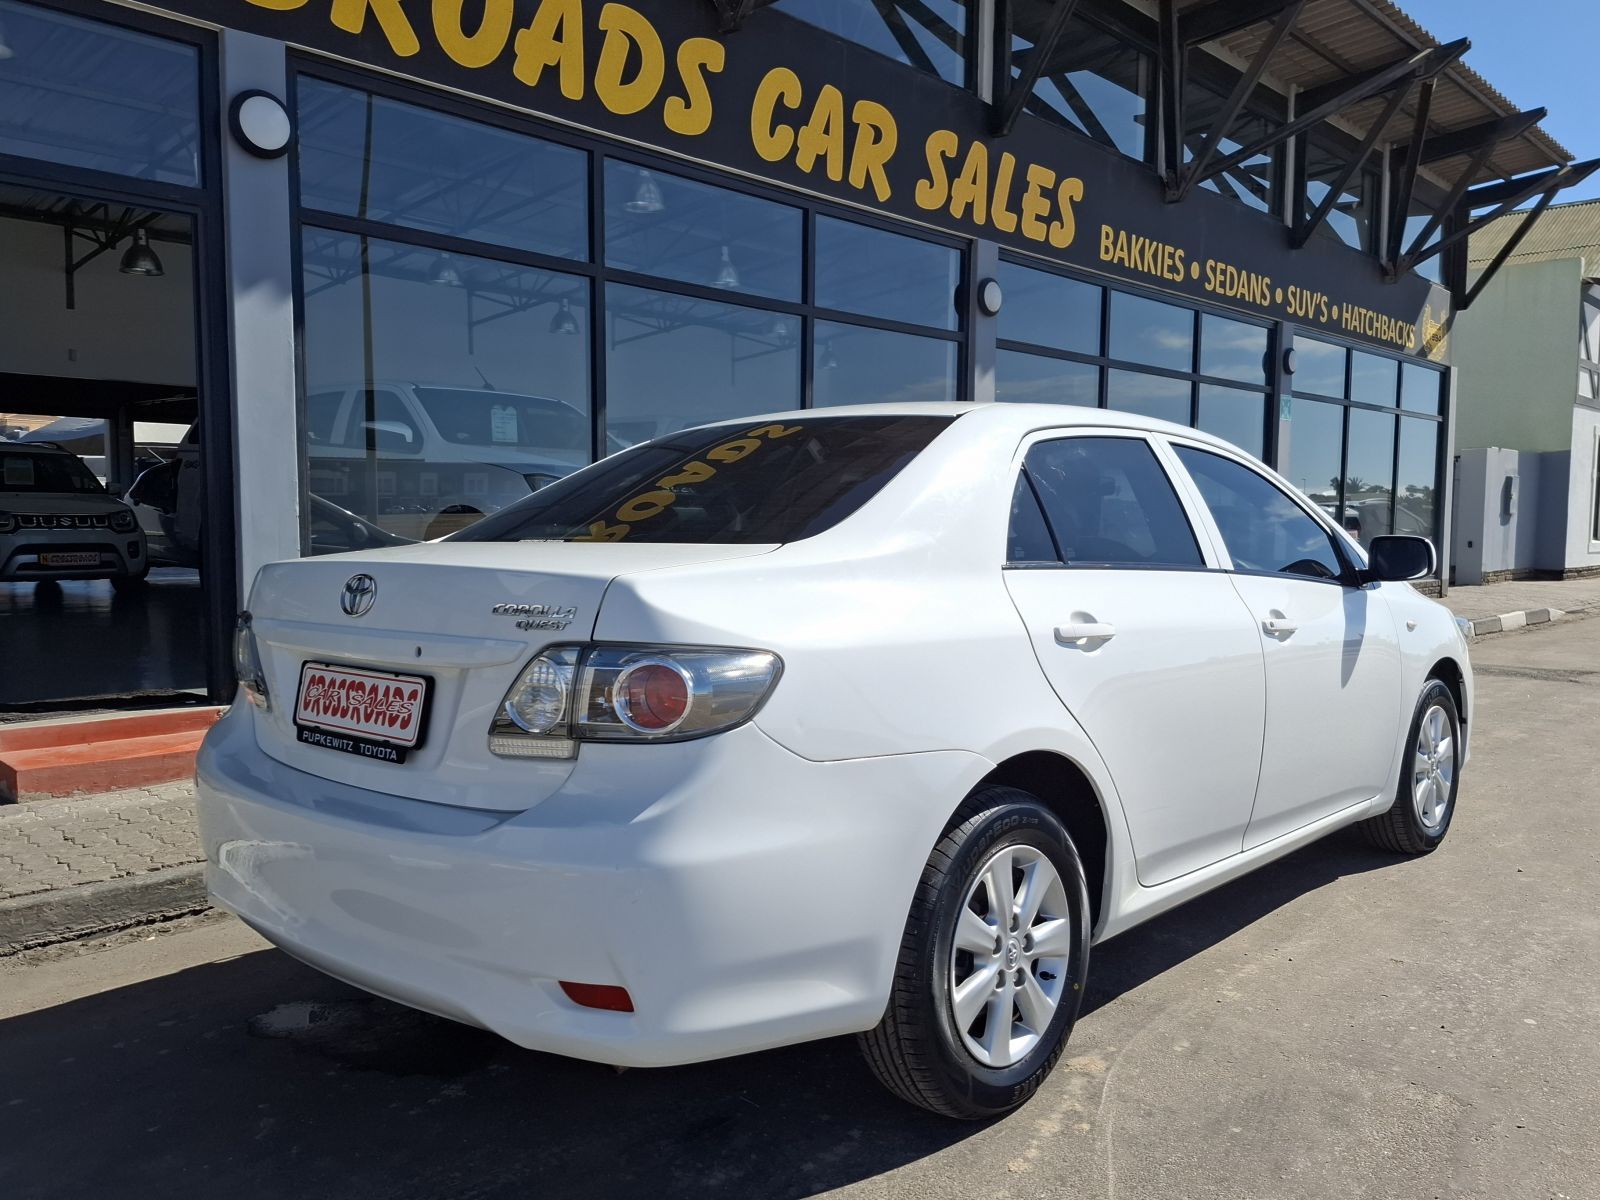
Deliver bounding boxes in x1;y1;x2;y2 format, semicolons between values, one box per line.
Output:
1400;0;1599;203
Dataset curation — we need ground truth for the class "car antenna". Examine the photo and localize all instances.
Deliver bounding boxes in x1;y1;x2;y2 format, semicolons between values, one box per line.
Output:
475;367;497;391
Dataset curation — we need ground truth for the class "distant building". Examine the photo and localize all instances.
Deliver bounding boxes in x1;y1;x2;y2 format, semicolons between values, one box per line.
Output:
1452;200;1600;582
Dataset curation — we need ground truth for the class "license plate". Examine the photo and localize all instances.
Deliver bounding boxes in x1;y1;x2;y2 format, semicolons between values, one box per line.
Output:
39;552;100;566
294;662;429;763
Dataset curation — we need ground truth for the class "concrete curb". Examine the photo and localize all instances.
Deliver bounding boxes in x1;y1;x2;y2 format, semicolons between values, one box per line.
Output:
0;863;209;956
1460;602;1600;640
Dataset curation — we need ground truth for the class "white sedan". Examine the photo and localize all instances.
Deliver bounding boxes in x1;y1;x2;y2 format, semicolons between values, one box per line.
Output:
197;402;1470;1118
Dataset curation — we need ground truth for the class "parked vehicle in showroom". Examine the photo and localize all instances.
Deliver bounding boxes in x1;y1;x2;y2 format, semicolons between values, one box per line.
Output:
0;441;148;589
197;403;1471;1118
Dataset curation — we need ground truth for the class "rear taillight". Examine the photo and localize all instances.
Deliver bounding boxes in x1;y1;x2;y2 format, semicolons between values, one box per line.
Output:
233;612;270;711
489;644;781;758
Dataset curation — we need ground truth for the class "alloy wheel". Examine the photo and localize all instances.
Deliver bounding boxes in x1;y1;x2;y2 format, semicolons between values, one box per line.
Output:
1411;702;1456;831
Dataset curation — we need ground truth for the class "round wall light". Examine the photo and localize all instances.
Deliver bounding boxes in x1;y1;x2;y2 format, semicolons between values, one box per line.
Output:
229;90;293;160
977;277;1004;316
1282;347;1298;375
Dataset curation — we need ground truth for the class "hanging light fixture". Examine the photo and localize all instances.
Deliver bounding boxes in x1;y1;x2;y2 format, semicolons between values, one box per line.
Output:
549;296;580;335
714;244;740;290
769;315;793;346
0;19;14;62
624;169;664;214
819;339;839;371
427;251;462;287
118;228;164;277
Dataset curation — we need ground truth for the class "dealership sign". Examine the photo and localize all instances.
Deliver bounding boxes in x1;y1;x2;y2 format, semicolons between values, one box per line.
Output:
182;0;1448;357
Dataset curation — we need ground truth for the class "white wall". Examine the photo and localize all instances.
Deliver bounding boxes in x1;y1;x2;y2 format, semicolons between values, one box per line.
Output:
0;215;196;387
1568;407;1600;572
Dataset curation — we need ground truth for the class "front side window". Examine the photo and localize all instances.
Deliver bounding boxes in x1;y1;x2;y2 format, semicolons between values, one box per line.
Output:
455;414;952;545
1023;437;1202;568
1174;445;1345;581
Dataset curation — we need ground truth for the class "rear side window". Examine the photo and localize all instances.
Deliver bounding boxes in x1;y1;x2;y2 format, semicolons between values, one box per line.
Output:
1173;445;1345;580
454;415;953;545
1022;437;1203;568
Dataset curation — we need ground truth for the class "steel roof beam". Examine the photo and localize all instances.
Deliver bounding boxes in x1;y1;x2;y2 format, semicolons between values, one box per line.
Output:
992;0;1084;136
1292;78;1411;249
1179;0;1304;45
1295;37;1468;113
1405;158;1600;275
1412;108;1548;166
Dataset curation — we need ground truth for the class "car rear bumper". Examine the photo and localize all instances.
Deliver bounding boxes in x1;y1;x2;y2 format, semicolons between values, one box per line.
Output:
196;703;983;1067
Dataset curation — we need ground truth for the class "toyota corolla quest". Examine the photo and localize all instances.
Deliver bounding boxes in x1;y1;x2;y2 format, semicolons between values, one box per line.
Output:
196;403;1471;1118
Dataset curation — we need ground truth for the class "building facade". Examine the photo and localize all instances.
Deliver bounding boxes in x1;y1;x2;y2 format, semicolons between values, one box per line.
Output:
0;0;1583;705
1451;200;1600;583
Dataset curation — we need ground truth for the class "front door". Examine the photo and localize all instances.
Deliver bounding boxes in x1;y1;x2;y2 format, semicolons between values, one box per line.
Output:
1002;433;1266;887
1168;443;1405;849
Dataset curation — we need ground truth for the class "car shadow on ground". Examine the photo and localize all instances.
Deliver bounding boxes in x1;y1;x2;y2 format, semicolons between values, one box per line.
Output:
0;829;1403;1200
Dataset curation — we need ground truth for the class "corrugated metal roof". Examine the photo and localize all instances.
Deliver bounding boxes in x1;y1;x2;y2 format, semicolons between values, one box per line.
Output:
1468;198;1600;276
1177;0;1571;192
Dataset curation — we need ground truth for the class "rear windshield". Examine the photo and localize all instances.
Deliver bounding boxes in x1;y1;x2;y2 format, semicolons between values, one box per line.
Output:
1;451;105;494
412;388;590;456
452;415;954;545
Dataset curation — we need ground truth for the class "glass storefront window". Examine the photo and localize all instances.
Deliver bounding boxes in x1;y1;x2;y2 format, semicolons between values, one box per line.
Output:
606;284;800;445
1350;351;1399;407
1106;369;1189;425
1287;396;1342;515
299;229;591;544
0;1;200;185
997;262;1100;354
1199;315;1269;385
1109;291;1193;372
996;350;1100;406
773;0;966;85
1183;82;1276;214
1009;4;1147;160
1396;417;1439;541
604;161;802;302
1401;362;1442;415
1196;386;1267;460
1403;204;1442;284
1343;407;1395;546
1303;142;1375;252
1293;337;1346;398
297;78;588;261
813;322;957;406
815;216;960;330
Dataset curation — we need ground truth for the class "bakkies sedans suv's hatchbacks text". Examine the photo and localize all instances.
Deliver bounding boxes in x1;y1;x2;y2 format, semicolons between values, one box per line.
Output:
197;403;1471;1118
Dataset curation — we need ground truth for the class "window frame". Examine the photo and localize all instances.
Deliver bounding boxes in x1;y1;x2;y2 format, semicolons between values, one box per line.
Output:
1002;428;1216;573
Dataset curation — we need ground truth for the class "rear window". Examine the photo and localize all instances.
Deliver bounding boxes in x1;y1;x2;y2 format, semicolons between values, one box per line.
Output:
1;451;105;494
453;415;953;544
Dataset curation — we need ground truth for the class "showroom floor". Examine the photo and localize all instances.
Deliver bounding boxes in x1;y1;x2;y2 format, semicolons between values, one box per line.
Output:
0;569;207;706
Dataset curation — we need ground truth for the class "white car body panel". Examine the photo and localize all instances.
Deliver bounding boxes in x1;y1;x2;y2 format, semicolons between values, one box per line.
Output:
196;401;1473;1068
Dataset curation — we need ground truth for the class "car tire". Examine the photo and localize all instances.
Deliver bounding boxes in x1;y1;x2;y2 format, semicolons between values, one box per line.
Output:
1359;679;1461;855
859;786;1091;1119
111;570;149;593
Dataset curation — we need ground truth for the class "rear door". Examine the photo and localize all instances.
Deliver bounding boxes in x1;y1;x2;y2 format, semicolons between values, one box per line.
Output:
1002;432;1266;886
1165;441;1404;848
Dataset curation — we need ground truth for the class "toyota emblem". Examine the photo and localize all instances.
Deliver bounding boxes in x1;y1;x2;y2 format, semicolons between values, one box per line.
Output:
340;573;377;617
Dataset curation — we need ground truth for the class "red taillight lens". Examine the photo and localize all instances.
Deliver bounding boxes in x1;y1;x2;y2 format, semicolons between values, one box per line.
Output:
617;661;691;732
559;981;635;1012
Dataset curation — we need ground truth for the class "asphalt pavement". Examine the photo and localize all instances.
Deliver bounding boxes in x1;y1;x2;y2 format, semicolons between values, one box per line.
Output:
2;616;1596;1200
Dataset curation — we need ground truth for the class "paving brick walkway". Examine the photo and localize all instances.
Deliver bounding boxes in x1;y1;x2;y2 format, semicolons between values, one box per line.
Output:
1440;576;1600;622
0;780;200;902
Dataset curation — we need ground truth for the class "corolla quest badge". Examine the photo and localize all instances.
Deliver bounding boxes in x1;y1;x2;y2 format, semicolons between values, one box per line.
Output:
340;573;377;617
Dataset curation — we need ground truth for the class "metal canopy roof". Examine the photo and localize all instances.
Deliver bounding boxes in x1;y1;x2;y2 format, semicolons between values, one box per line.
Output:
1183;0;1571;190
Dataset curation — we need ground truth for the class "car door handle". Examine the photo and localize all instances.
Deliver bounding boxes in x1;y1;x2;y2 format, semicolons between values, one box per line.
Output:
1055;621;1117;646
1262;610;1298;637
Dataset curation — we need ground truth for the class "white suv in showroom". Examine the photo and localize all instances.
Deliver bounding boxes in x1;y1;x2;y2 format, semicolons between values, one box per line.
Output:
198;404;1469;1119
0;441;148;589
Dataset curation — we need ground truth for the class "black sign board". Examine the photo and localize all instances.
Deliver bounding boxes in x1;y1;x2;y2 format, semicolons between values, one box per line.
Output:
168;0;1450;359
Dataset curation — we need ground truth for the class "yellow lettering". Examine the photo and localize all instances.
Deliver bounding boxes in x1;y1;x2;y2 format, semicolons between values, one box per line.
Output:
1020;163;1055;242
795;85;846;181
707;438;763;463
243;0;310;8
432;0;514;68
949;141;988;225
1048;177;1082;250
663;38;724;135
848;100;897;202
593;3;665;116
745;423;804;439
575;520;630;542
991;152;1020;234
617;490;676;522
658;461;716;488
330;0;421;56
512;0;585;100
1099;224;1115;261
914;130;959;211
751;67;802;162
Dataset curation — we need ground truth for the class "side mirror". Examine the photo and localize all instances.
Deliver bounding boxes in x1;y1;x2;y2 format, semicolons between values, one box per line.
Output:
1366;534;1436;582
